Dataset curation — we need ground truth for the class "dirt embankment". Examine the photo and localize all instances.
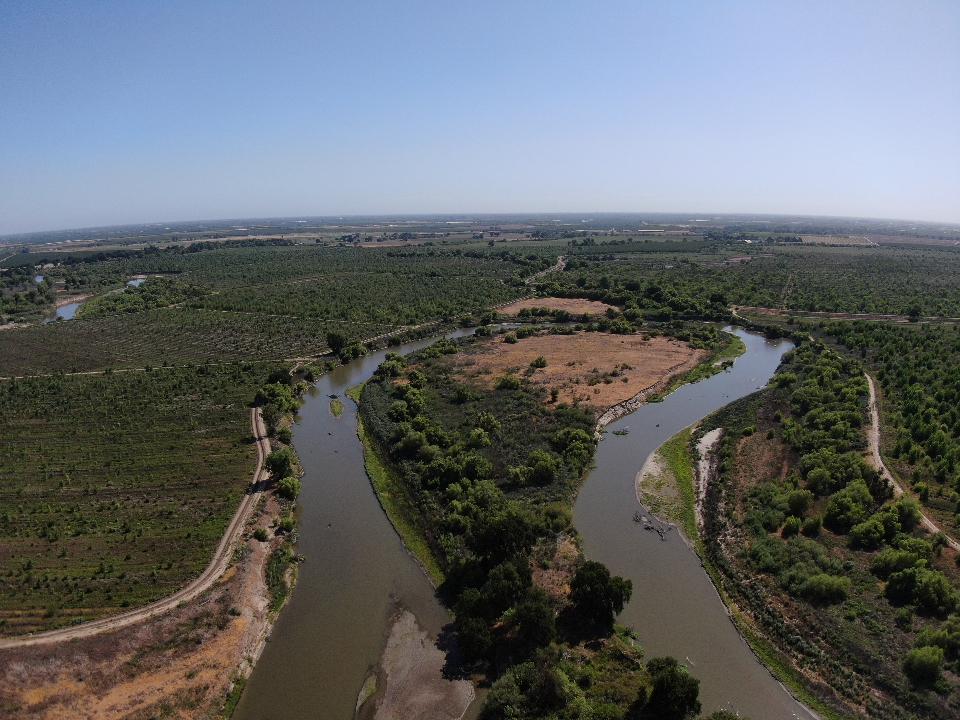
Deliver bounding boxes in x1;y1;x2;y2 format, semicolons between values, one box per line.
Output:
450;331;705;413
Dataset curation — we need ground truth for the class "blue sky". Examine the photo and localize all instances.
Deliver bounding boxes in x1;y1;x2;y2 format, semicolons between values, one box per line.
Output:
1;1;957;234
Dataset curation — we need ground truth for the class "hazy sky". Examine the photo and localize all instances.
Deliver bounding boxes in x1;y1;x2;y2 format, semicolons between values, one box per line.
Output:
1;1;958;235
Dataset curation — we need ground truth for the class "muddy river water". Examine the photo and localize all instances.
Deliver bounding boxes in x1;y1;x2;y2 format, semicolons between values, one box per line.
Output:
235;326;813;720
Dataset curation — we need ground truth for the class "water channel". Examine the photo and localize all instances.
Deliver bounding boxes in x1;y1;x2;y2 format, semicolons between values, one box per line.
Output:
235;326;813;720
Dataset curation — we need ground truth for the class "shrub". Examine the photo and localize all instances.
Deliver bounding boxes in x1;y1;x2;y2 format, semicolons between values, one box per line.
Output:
824;480;873;533
903;646;944;687
801;515;822;537
527;449;561;486
871;549;921;579
277;475;302;500
276;426;293;444
496;374;521;390
914;569;960;617
266;448;296;478
781;516;801;538
786;488;814;517
798;573;849;605
915;615;960;660
886;565;959;616
530;356;547;369
253;528;269;542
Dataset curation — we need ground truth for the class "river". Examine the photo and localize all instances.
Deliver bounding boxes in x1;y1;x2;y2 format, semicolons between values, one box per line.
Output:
575;327;810;719
235;326;810;720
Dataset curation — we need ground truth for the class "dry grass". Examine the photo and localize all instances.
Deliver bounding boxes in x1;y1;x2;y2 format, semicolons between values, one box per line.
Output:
531;535;581;605
450;331;704;410
497;296;616;317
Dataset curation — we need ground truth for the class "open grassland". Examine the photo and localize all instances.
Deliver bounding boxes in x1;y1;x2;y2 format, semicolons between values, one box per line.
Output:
497;296;616;317
448;330;705;410
0;364;276;633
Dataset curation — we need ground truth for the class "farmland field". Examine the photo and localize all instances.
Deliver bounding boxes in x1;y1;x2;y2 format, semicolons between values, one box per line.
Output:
0;364;276;633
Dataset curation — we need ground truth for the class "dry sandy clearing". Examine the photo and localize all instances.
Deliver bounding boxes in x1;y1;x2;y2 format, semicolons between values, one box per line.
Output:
497;296;615;317
449;331;705;410
359;610;474;720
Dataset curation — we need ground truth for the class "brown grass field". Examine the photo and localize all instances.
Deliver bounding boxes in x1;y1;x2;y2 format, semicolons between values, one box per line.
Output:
449;331;704;410
497;297;616;317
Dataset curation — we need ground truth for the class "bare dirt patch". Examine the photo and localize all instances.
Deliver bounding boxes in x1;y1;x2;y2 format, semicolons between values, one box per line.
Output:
0;496;284;720
531;534;580;604
497;296;615;317
450;331;705;411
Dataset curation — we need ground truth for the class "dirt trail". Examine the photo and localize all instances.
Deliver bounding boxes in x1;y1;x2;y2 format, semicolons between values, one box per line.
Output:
864;373;960;552
525;255;565;284
0;407;271;649
734;305;960;324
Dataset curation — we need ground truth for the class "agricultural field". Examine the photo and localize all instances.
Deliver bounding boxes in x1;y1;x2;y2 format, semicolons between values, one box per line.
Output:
550;244;960;317
0;363;278;633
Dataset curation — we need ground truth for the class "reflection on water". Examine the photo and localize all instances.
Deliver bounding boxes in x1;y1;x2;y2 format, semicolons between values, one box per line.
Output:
54;302;82;321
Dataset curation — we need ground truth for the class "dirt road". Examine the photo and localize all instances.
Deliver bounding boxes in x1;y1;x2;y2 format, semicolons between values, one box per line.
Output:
864;373;960;552
0;407;272;649
734;305;960;325
525;255;565;284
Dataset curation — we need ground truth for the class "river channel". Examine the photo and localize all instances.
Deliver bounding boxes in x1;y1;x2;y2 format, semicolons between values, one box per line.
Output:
236;326;812;720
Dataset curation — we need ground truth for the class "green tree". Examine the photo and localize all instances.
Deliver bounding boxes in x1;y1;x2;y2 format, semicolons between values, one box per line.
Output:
569;560;632;631
642;657;701;720
266;448;295;478
513;589;557;655
325;331;347;355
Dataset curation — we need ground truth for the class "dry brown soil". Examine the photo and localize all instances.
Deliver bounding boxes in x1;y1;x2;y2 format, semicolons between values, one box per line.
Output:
449;331;704;410
497;296;615;317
